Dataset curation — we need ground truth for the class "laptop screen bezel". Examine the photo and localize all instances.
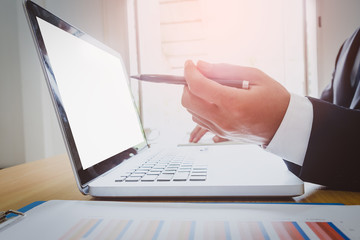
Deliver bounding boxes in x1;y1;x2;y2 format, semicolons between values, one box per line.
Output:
23;0;148;192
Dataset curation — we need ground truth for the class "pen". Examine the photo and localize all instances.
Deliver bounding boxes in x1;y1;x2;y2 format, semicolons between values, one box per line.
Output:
131;74;250;89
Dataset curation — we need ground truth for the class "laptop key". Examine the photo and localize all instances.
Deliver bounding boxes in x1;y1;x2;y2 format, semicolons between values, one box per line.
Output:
189;175;207;181
191;170;207;174
136;168;150;172
191;172;207;177
179;168;192;171
157;173;174;181
166;166;178;170
173;172;189;181
115;176;126;182
125;176;142;182
181;164;193;167
193;167;207;171
153;166;166;170
168;164;181;167
130;173;146;177
141;175;158;182
141;164;155;168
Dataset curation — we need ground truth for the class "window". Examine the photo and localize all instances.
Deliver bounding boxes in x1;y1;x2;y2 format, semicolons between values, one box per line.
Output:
133;0;308;144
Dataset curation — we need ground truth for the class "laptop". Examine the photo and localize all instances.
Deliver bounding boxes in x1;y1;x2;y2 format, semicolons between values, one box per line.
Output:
23;0;304;197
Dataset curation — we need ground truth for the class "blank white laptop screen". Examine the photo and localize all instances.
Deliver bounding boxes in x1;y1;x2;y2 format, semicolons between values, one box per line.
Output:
37;17;145;170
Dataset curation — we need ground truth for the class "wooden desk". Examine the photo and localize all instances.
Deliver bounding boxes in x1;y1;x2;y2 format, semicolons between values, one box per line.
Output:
1;154;360;211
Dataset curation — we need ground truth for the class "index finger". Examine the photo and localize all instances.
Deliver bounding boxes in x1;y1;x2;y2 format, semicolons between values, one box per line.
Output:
197;60;263;84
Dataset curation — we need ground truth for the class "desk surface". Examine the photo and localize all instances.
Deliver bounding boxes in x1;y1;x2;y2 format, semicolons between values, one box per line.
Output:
1;154;360;211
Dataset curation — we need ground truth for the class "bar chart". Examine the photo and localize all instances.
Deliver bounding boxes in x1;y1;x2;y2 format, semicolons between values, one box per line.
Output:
2;201;359;240
59;218;350;240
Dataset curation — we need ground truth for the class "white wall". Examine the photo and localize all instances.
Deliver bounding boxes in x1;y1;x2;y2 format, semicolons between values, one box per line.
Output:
0;0;131;167
316;0;360;95
0;0;26;167
137;0;307;144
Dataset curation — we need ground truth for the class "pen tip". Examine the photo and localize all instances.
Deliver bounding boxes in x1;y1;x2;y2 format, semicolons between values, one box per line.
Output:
130;75;140;79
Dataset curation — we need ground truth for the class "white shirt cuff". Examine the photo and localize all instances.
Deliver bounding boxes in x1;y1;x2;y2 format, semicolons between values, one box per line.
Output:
265;93;313;166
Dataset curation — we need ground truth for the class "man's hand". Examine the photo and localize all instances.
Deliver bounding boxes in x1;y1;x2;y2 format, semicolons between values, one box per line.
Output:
181;60;290;146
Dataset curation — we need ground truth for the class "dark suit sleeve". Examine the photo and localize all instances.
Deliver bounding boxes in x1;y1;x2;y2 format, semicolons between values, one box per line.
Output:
285;97;360;191
283;27;360;191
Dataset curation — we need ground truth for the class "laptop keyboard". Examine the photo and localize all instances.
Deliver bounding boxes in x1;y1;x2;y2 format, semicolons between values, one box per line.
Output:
115;152;207;183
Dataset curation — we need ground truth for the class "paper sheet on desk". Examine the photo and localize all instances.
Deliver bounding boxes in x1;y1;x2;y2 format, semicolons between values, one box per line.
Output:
0;200;359;240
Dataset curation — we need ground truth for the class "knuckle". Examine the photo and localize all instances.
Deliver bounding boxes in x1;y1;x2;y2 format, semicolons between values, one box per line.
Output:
188;81;201;94
192;116;200;124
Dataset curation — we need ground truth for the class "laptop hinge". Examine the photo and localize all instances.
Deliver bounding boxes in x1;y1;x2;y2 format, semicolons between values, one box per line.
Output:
81;185;90;195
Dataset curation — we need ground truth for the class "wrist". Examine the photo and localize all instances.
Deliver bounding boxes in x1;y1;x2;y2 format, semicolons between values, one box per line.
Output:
263;90;291;146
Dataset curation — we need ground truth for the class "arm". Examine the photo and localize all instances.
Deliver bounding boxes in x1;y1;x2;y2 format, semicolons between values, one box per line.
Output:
182;58;360;191
271;95;360;191
298;98;360;191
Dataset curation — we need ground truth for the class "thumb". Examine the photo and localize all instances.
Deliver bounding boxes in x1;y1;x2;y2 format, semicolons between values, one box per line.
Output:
184;60;228;103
